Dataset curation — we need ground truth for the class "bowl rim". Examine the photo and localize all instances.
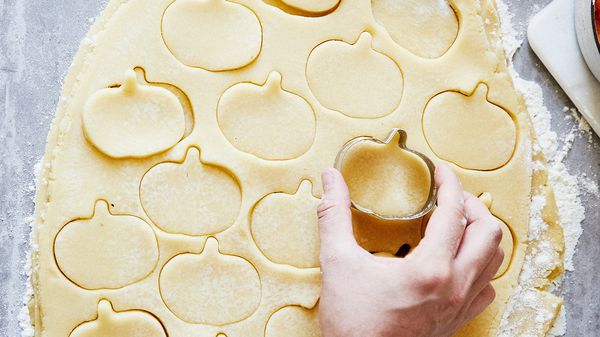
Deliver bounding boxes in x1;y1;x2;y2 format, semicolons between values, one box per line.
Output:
591;0;600;54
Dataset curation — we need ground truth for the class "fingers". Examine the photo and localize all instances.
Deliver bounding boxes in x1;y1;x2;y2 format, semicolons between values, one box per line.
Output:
469;247;504;298
417;163;467;259
455;193;503;284
463;284;496;323
317;168;361;266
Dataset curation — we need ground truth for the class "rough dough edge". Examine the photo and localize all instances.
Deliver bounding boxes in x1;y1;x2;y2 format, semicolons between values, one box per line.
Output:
478;0;565;335
29;1;566;337
31;0;133;335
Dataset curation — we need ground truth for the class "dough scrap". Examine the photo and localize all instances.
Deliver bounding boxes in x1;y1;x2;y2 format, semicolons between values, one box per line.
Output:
82;69;185;158
159;238;261;325
423;83;517;170
306;32;403;119
140;147;241;236
54;201;158;290
372;0;459;58
218;71;316;160
251;180;320;268
161;0;262;71
265;306;320;337
70;300;167;337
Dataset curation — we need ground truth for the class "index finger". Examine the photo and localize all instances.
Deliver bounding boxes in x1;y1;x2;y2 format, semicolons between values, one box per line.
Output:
415;163;467;259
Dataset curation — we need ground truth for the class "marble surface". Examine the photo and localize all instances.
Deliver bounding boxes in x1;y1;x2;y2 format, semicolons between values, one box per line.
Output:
0;0;598;336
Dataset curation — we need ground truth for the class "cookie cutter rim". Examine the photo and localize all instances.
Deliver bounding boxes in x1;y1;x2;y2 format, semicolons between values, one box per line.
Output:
334;128;437;221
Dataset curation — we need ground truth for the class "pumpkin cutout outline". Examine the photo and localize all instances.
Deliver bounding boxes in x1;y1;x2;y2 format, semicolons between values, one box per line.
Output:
421;82;518;171
53;200;160;290
82;69;186;159
161;0;263;71
306;32;404;119
68;299;168;337
158;237;262;326
217;71;317;161
334;128;437;221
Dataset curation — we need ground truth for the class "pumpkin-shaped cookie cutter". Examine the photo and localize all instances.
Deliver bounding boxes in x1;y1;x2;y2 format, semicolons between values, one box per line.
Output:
334;128;437;221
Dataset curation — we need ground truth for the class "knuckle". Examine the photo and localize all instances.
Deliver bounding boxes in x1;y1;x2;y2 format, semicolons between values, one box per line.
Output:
317;198;340;220
485;286;497;304
488;219;503;244
489;287;497;302
320;248;351;268
446;203;467;227
418;266;453;292
449;291;467;309
497;247;505;261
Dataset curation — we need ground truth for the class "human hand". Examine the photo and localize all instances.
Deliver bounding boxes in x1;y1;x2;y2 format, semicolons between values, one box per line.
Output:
317;164;504;337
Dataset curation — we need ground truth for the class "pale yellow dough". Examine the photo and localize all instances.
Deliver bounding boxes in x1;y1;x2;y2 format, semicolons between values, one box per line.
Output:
423;83;517;170
54;201;159;290
251;180;321;268
159;238;262;325
217;71;316;160
372;0;459;58
70;300;167;337
33;0;564;336
341;134;432;217
83;70;185;158
161;0;263;71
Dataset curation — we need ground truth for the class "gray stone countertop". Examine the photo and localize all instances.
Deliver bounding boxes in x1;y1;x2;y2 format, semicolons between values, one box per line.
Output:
0;0;598;336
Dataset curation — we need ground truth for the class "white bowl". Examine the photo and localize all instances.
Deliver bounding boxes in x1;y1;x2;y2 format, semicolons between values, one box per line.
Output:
575;0;600;81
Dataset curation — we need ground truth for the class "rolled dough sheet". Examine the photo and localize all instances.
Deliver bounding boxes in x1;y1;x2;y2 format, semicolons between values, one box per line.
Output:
31;0;564;336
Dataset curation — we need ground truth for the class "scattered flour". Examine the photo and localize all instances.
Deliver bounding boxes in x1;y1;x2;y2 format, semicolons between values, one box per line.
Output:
496;1;594;336
18;159;43;337
498;0;586;273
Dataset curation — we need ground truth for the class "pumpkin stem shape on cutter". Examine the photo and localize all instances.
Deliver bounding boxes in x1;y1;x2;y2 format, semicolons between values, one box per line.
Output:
335;128;437;221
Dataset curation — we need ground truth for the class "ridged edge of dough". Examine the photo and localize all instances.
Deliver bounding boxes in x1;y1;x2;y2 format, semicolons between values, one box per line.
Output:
479;0;565;336
30;1;132;335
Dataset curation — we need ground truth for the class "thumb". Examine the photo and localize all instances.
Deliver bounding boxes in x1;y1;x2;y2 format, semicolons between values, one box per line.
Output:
317;168;360;263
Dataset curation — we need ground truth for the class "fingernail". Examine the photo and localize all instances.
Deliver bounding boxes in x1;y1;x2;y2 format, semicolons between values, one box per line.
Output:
322;169;334;190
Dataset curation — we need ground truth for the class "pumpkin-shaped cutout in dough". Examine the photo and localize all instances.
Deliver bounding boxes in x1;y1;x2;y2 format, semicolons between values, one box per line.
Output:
140;147;241;236
218;71;316;160
479;193;516;279
70;300;167;337
265;306;320;337
159;238;261;325
278;0;340;14
372;0;459;58
54;201;159;290
83;70;186;158
161;0;262;71
251;180;320;268
337;129;436;219
423;83;517;170
307;32;403;118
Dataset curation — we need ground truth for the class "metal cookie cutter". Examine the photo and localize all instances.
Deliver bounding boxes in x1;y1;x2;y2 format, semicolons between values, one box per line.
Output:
334;128;437;221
